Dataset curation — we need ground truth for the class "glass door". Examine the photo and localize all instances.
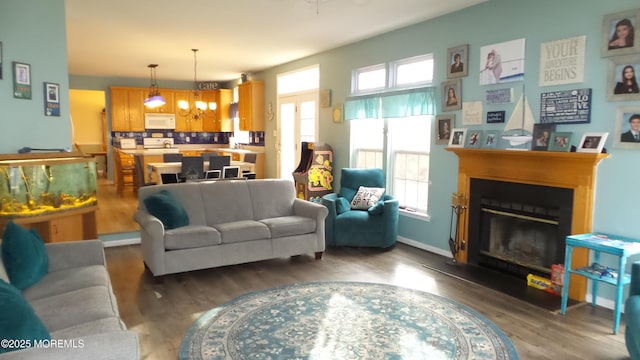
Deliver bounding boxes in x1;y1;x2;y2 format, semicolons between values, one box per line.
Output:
276;92;318;179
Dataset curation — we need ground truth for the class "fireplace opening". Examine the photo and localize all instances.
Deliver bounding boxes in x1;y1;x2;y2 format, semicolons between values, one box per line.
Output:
468;179;573;280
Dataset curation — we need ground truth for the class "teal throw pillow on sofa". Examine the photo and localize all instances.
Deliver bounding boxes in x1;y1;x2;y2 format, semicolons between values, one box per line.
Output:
336;197;351;215
1;221;49;290
368;201;384;215
143;190;190;229
0;279;50;353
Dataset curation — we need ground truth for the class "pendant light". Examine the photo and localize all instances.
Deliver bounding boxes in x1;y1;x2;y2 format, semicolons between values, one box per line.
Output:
144;64;166;108
178;49;216;121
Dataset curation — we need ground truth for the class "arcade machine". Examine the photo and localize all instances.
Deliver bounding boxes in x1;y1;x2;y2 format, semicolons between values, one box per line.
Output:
292;142;333;203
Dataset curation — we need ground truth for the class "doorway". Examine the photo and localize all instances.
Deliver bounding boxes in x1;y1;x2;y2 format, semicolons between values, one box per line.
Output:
277;92;318;179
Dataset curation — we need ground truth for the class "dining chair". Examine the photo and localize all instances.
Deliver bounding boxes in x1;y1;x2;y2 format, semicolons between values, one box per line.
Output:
134;155;156;193
113;150;135;197
181;156;204;181
208;155;231;171
163;153;183;162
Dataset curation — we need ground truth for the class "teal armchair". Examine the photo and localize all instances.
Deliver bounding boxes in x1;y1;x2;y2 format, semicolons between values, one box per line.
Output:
321;168;399;248
626;262;640;359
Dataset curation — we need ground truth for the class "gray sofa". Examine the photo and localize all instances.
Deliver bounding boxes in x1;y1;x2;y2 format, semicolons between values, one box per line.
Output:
1;240;139;360
134;179;328;276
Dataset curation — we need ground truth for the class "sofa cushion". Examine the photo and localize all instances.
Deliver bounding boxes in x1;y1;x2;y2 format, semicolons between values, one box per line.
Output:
260;216;317;238
164;225;222;250
201;181;255;224
1;221;49;290
350;186;385;210
22;265;108;302
143;190;190;229
214;220;270;244
30;286;118;332
247;179;295;220
336;210;384;232
0;279;50;353
336;197;351;215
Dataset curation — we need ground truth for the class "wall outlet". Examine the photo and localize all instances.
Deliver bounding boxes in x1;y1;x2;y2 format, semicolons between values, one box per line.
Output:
185;136;190;142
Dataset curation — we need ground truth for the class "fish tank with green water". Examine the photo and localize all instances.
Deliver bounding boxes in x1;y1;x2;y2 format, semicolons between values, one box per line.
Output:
0;152;97;218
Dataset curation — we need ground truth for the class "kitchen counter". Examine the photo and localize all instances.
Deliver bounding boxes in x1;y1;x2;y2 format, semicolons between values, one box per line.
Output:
119;148;181;155
118;146;263;156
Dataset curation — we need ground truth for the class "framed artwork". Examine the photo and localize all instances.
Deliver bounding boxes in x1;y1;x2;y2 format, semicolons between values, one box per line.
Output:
531;123;557;151
466;130;483;148
0;41;3;80
447;44;469;79
540;88;592;124
435;114;454;145
448;128;467;148
548;132;573;152
483;130;499;148
44;82;60;116
12;62;31;99
441;79;462;111
577;132;608;153
601;9;640;57
479;38;525;85
607;56;640;101
614;107;640;149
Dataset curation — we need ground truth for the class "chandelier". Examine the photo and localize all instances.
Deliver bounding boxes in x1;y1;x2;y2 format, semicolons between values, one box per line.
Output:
178;49;216;121
143;64;166;108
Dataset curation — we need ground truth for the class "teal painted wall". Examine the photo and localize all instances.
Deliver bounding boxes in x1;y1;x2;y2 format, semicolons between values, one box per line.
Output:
253;0;640;253
0;0;71;153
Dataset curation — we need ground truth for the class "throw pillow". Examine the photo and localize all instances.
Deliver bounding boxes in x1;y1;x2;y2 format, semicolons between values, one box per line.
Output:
0;279;50;353
0;240;9;283
1;222;49;290
143;190;190;229
350;186;385;210
336;197;351;215
368;200;385;215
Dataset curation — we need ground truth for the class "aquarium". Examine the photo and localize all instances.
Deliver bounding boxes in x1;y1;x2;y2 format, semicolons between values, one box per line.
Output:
0;153;97;218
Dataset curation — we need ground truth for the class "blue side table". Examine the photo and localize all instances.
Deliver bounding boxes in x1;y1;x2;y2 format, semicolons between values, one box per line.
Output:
561;233;640;334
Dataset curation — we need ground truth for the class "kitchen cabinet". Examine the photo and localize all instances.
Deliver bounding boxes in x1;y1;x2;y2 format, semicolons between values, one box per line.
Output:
110;87;145;131
202;89;233;132
144;89;175;114
174;90;204;132
238;81;265;131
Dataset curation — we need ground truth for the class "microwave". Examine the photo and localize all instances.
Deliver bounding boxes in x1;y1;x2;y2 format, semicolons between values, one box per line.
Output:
144;113;176;129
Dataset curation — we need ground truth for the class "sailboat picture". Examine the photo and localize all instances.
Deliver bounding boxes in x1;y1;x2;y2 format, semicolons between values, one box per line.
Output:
501;92;535;147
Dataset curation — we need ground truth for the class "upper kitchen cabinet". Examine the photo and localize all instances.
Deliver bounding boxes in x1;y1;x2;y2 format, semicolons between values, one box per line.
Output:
174;90;203;132
238;81;264;131
202;89;233;132
110;87;145;131
144;89;175;114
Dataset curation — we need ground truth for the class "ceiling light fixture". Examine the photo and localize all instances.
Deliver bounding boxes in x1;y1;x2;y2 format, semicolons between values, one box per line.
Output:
143;64;166;108
178;49;216;121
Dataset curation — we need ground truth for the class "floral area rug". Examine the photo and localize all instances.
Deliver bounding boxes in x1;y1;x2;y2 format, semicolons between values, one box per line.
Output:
179;281;519;360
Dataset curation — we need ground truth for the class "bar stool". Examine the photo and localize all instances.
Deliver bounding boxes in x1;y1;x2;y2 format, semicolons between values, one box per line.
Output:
113;150;135;196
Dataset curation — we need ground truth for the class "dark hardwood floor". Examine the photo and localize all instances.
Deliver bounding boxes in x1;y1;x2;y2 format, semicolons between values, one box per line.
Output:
105;243;630;360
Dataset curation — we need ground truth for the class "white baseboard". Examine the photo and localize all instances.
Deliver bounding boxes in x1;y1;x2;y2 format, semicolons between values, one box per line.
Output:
102;237;141;248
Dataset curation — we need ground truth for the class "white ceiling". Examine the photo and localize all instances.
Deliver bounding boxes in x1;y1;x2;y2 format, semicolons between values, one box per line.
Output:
65;0;487;82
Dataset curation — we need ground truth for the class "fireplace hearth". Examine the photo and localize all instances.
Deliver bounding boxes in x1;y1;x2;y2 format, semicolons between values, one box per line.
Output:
468;179;573;279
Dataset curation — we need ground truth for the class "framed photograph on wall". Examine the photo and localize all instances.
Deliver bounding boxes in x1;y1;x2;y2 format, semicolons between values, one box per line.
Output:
479;38;525;85
447;44;469;78
44;82;60;116
12;62;31;99
531;123;556;151
607;55;640;101
614;106;640;149
441;79;462;111
436;114;454;145
448;128;467;148
483;130;499;148
601;9;640;57
0;41;3;80
577;132;608;153
548;132;573;152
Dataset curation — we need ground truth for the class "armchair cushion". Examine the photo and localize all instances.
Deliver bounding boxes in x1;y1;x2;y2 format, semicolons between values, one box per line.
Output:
0;279;50;353
336;197;351;214
143;190;190;230
350;186;385;210
1;221;49;290
367;201;385;215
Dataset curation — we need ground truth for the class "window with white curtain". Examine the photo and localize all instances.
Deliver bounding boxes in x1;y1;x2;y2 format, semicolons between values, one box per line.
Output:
348;55;434;217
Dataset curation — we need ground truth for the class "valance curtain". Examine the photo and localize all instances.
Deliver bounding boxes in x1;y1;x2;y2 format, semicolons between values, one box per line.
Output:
343;87;435;120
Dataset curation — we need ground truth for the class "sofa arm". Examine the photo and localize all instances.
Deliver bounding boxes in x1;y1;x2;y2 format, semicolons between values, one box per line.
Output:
0;331;139;360
134;209;166;276
293;198;329;220
382;196;400;244
45;240;105;273
320;193;339;246
631;262;640;297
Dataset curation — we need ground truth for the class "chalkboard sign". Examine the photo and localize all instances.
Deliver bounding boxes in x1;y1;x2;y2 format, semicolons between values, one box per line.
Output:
487;111;506;123
540;88;591;124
